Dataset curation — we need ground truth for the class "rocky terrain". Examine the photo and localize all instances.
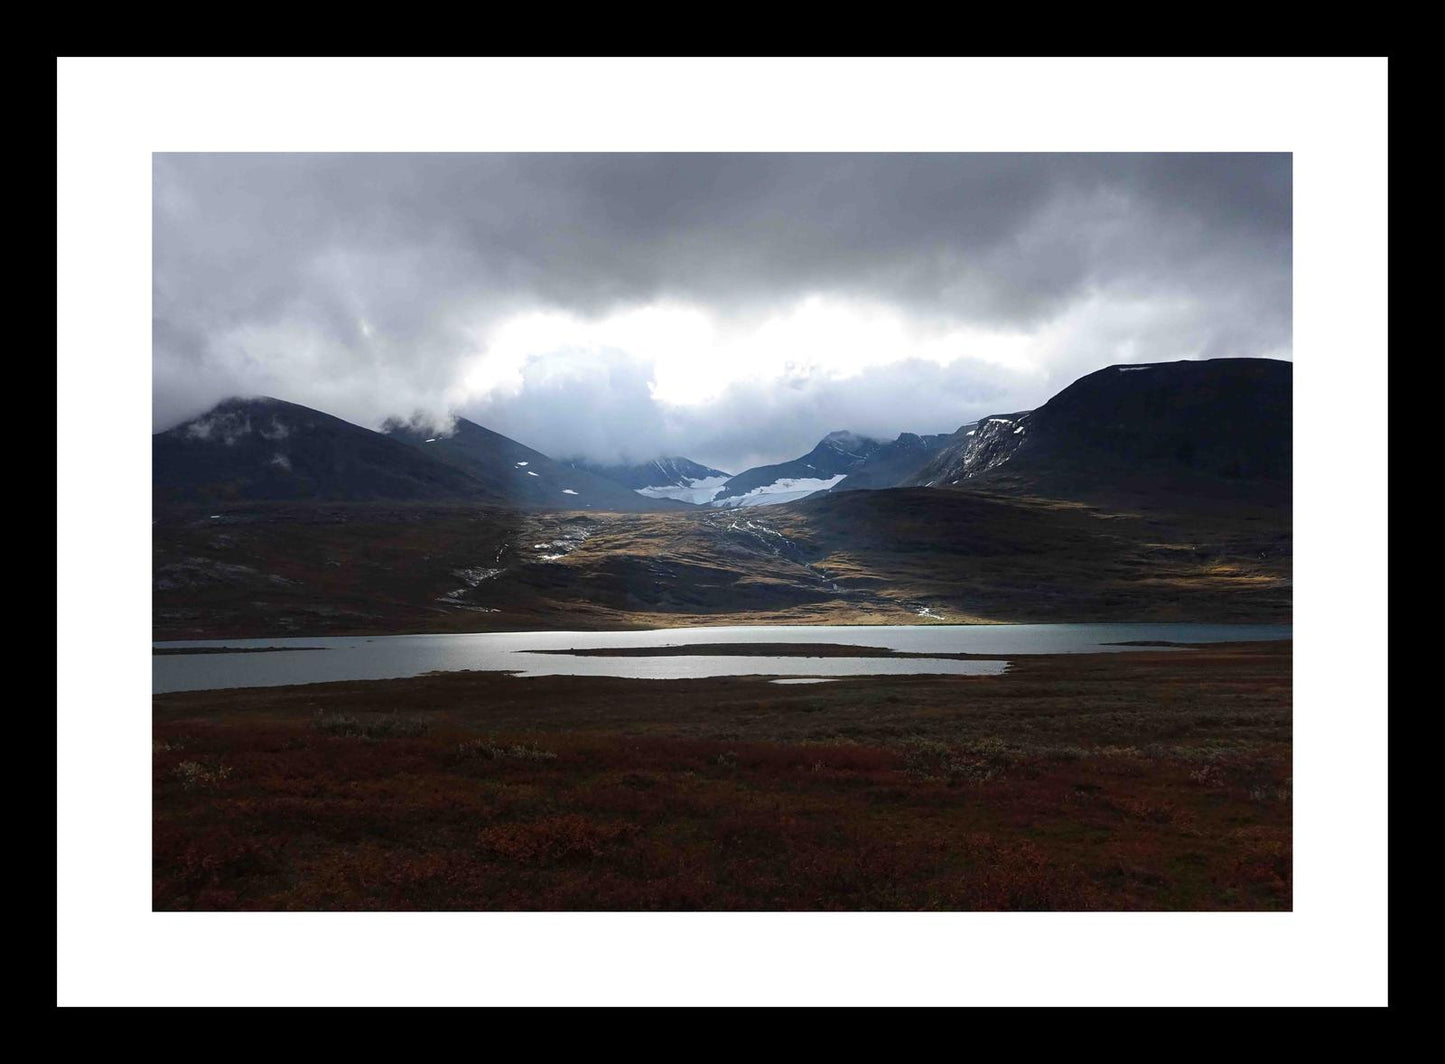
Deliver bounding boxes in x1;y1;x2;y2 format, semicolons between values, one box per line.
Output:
909;359;1292;503
827;431;954;493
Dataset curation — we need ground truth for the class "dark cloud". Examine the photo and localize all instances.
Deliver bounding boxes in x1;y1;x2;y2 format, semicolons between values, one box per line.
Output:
153;153;1291;467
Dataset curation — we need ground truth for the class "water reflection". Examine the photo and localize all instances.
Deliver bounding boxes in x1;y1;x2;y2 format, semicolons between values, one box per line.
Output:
153;623;1291;694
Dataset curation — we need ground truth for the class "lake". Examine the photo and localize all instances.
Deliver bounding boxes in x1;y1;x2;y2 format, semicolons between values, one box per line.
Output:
152;623;1291;693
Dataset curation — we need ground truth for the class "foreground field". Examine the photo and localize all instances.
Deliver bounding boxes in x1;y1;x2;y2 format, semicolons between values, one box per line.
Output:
154;641;1291;910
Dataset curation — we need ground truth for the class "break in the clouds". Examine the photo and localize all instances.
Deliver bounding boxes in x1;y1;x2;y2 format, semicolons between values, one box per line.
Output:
153;153;1291;470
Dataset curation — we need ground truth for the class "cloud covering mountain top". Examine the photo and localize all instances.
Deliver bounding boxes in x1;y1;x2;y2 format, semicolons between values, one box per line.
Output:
153;153;1291;471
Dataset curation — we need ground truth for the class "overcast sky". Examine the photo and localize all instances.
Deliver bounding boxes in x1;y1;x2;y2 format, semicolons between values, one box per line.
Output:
153;153;1291;472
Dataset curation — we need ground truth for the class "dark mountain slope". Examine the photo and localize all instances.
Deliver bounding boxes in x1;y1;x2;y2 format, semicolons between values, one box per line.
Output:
385;417;687;512
571;456;731;491
909;359;1291;500
153;397;486;504
828;432;953;493
710;431;885;507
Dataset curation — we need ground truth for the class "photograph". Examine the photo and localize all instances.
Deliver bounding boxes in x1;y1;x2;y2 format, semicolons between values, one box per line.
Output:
150;150;1297;913
57;57;1388;1007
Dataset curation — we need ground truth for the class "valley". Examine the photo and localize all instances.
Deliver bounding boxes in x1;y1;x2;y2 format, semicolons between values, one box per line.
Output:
153;486;1290;640
149;356;1296;916
154;359;1293;641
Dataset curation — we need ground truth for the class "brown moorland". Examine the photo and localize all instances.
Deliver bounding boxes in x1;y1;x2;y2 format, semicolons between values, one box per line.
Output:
153;488;1291;640
153;641;1290;911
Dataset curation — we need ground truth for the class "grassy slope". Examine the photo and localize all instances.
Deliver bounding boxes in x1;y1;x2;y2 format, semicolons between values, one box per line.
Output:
153;487;1291;639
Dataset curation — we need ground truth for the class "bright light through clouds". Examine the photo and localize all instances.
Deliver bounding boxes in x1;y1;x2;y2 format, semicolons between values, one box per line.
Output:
468;297;1045;408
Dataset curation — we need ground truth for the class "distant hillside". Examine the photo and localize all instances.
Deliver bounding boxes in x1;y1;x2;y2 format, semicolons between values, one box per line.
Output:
909;359;1292;500
154;481;1292;639
569;456;731;505
385;417;687;512
828;432;954;493
710;431;885;508
153;397;486;504
153;361;1294;638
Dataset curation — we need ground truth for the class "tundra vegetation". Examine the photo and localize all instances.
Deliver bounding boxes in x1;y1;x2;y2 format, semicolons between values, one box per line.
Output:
153;641;1290;911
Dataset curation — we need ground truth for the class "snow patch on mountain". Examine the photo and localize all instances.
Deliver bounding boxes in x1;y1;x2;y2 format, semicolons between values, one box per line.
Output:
562;455;732;506
707;431;884;508
908;412;1034;487
636;474;731;505
708;474;847;508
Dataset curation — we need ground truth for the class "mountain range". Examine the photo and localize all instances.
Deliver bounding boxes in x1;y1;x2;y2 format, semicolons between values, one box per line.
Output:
153;358;1293;638
827;432;954;494
154;401;685;511
152;397;483;504
382;417;686;511
706;431;886;507
155;359;1292;512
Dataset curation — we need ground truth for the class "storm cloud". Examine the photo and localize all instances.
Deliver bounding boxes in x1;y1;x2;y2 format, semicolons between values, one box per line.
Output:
153;153;1291;470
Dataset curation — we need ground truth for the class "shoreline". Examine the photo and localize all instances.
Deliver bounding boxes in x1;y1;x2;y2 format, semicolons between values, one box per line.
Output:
152;646;326;656
154;641;1292;911
153;617;1294;646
